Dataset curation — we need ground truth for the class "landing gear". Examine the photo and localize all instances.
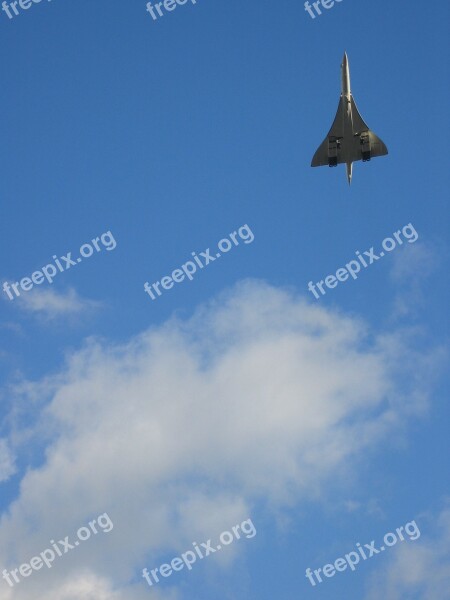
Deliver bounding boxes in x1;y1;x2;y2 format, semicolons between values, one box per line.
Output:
328;137;340;167
360;132;371;162
328;156;338;167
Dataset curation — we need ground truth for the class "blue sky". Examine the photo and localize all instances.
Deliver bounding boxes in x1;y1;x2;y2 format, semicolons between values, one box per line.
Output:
0;0;449;599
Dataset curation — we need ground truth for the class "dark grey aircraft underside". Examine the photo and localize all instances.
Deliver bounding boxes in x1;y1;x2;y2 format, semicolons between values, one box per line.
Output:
311;52;388;184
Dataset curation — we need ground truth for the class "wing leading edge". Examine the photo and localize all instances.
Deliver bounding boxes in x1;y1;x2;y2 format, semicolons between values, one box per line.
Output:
311;98;345;167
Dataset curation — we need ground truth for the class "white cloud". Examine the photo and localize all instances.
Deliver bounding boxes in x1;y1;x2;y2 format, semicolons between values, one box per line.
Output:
16;287;100;321
390;242;435;283
0;571;173;600
389;242;438;319
0;281;441;599
0;439;15;483
342;498;385;519
364;504;450;600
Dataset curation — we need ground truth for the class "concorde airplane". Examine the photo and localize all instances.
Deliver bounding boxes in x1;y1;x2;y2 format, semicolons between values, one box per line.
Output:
311;52;388;184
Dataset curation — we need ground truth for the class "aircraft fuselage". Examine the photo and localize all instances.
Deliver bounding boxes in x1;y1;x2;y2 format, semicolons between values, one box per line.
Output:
341;51;351;98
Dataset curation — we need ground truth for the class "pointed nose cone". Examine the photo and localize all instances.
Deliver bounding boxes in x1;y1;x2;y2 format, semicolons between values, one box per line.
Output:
342;51;348;67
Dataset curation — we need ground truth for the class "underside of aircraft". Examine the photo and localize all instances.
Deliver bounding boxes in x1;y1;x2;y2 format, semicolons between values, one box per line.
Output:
311;53;388;183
